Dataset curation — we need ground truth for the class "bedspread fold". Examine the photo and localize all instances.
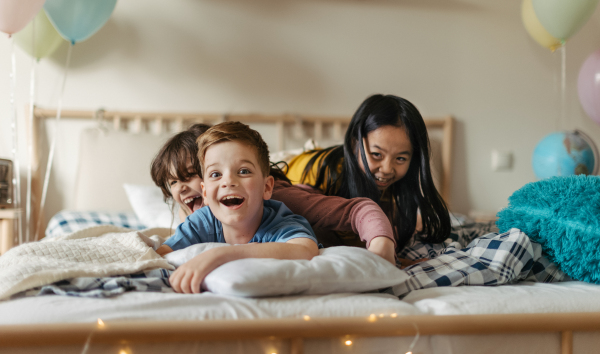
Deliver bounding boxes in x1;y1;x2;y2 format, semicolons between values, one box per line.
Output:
0;226;174;300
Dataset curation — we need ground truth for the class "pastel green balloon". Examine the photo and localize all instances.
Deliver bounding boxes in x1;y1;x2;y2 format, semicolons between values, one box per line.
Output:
532;0;600;40
14;10;65;60
522;0;563;52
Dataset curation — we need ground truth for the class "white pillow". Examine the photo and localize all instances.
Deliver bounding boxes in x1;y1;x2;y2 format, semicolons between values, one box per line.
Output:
165;244;408;297
123;184;177;229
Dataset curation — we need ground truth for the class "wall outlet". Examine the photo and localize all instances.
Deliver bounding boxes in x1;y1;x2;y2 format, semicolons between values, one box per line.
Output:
491;150;513;171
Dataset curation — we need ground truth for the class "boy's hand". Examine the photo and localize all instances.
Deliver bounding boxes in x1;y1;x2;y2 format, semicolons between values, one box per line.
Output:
169;247;222;294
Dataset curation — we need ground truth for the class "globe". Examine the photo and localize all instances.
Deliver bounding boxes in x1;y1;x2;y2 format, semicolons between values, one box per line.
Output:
532;131;598;179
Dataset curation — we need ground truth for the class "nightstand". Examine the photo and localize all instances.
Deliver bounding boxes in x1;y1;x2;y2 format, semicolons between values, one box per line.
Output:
0;208;20;255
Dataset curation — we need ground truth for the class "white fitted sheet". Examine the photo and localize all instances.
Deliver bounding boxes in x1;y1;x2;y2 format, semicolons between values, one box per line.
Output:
403;281;600;315
0;291;419;325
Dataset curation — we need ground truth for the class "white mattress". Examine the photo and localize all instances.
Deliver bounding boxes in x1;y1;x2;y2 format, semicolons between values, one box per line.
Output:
3;282;600;354
0;291;418;324
403;280;600;315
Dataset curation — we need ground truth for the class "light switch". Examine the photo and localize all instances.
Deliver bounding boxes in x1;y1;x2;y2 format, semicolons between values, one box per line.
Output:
491;150;513;171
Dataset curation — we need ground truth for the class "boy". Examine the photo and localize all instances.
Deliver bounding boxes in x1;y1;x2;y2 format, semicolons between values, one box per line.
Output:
156;121;319;294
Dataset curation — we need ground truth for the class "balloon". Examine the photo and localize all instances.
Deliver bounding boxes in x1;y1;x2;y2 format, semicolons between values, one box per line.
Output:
14;10;65;60
43;0;117;44
532;0;600;40
0;0;46;35
522;0;563;52
577;49;600;126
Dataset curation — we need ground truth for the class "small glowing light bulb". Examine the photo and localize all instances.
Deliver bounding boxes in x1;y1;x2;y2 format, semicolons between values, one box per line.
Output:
406;352;413;354
379;313;384;318
345;340;353;346
303;315;310;321
119;351;128;354
368;314;377;322
390;313;398;318
97;318;105;327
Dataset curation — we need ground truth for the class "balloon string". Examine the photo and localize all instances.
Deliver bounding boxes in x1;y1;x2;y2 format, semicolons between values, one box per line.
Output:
9;37;23;246
560;44;567;131
25;18;37;244
36;43;72;240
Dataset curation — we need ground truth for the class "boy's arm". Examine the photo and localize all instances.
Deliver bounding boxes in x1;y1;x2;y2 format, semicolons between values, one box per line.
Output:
170;238;318;294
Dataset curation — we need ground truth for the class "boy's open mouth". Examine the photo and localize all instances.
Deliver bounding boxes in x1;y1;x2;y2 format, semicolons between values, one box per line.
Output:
220;195;245;207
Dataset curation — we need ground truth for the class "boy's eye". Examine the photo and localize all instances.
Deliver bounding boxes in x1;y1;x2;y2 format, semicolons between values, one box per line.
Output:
239;168;251;175
209;171;221;178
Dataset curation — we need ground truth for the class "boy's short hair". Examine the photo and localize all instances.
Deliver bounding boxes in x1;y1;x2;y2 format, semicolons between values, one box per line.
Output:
197;121;271;177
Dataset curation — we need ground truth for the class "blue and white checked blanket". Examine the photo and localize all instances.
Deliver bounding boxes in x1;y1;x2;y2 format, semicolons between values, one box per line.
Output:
45;211;147;238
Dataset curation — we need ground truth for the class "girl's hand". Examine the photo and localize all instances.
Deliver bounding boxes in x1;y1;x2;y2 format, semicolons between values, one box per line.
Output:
368;237;395;264
156;244;173;256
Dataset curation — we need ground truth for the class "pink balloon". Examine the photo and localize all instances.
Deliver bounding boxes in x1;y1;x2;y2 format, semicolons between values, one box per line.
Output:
0;0;46;36
578;49;600;126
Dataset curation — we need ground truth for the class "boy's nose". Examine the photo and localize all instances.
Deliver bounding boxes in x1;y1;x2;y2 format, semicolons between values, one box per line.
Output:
220;175;237;187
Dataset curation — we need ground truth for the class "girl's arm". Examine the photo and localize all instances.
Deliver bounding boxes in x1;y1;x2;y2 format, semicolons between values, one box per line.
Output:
169;238;318;294
156;244;173;256
271;180;396;263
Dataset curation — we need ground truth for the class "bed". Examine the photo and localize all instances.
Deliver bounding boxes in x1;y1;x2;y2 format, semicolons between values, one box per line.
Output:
0;107;599;354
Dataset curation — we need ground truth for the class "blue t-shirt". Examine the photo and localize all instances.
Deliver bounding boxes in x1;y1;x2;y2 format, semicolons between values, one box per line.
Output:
164;200;318;251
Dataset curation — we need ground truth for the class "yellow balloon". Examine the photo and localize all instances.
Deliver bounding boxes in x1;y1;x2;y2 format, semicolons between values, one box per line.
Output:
522;0;563;52
14;10;65;60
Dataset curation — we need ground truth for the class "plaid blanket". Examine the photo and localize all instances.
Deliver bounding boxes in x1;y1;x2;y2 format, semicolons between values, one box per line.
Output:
45;211;146;238
12;269;174;299
21;225;568;299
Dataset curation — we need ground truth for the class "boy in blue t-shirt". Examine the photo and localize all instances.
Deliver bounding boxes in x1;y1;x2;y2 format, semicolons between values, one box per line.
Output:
156;121;319;294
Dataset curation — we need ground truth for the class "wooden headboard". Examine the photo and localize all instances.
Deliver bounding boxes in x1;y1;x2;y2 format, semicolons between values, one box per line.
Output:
29;107;454;239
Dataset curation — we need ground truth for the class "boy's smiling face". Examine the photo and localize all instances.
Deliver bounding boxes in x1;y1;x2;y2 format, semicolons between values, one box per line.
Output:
201;141;274;236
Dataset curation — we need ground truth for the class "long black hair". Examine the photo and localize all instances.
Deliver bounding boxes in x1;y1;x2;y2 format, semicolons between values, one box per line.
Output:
300;94;451;251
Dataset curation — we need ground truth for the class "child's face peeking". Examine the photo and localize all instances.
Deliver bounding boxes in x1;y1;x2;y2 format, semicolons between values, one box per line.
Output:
201;141;274;231
168;162;204;217
357;125;413;191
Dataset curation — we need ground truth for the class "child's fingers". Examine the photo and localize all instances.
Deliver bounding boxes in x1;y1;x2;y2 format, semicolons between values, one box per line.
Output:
190;273;204;294
169;270;182;293
179;271;195;294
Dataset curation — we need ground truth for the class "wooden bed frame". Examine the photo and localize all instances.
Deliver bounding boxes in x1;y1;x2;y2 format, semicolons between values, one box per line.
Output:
7;107;598;354
0;313;598;353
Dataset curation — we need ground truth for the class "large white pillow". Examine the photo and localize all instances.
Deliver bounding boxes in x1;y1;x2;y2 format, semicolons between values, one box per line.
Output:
123;184;177;229
165;244;408;297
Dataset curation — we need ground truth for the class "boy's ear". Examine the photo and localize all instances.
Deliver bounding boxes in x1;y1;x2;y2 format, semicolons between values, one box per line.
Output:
201;182;206;198
263;175;275;200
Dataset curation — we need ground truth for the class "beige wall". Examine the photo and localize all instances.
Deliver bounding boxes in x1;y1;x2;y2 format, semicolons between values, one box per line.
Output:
1;0;600;218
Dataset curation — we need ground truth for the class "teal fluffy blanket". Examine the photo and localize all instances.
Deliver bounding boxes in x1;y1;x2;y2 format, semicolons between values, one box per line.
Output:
496;175;600;284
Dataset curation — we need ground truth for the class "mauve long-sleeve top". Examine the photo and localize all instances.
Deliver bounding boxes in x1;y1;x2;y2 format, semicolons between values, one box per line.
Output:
271;180;395;249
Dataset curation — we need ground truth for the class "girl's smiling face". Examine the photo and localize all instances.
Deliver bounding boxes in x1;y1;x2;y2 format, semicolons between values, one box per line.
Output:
357;125;413;191
201;141;274;233
168;163;204;217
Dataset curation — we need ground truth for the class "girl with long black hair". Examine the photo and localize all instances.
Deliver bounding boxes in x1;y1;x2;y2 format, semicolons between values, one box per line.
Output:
286;94;451;254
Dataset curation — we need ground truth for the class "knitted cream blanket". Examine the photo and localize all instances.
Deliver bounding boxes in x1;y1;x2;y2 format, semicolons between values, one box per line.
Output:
0;225;174;300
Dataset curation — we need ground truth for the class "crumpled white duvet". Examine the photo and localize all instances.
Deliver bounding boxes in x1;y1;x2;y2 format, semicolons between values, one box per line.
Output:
0;225;174;300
